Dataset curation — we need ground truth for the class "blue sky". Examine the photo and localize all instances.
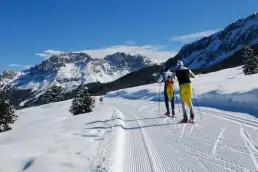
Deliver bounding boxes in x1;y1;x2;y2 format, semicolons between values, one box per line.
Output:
0;0;258;72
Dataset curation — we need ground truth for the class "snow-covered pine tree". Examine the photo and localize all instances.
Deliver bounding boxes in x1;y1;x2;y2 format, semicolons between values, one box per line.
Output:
70;86;95;115
0;86;17;132
243;47;258;75
43;84;64;104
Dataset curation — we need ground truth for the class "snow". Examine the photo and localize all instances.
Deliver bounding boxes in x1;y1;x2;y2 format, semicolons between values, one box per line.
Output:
107;67;258;115
1;67;258;172
0;99;121;172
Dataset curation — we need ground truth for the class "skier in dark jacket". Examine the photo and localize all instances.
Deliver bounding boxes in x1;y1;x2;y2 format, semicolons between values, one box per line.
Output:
170;60;196;123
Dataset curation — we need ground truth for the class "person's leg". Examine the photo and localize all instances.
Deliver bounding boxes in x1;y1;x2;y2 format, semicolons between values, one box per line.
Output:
164;87;170;114
171;89;175;116
185;83;194;119
171;85;176;116
181;102;187;116
180;85;188;120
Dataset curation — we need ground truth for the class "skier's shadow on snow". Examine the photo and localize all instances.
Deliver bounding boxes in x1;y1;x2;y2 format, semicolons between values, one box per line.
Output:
85;116;165;125
84;117;176;130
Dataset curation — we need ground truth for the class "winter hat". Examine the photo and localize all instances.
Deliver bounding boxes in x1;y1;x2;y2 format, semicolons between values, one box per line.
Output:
176;60;184;68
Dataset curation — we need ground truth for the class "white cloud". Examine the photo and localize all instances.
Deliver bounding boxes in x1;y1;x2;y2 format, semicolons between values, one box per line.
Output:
9;64;31;69
36;45;177;62
125;40;136;45
77;45;177;62
171;30;220;43
35;50;64;59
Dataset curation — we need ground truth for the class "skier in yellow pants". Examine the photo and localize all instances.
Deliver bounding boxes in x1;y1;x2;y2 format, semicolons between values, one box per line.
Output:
171;60;196;123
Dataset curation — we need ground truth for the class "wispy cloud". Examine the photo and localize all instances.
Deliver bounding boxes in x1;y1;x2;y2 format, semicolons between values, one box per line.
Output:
125;40;136;45
9;64;31;69
36;45;177;62
171;30;220;43
78;45;177;62
35;50;64;59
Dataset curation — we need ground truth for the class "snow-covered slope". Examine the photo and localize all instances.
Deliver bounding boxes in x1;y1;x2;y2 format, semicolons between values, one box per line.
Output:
1;72;258;171
168;13;258;69
0;99;123;172
107;66;258;114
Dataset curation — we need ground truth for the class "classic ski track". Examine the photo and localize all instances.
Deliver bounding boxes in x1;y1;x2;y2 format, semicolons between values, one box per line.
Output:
125;110;157;172
137;102;256;156
107;99;258;171
212;124;228;156
244;130;258;155
162;133;250;171
165;126;249;155
240;125;258;171
148;123;240;172
108;104;157;172
130;105;246;171
113;107;154;172
138;104;149;112
143;105;252;171
142;119;197;171
180;124;187;138
199;109;258;129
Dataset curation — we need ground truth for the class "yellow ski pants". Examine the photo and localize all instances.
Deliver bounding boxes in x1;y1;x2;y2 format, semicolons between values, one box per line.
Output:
180;83;193;108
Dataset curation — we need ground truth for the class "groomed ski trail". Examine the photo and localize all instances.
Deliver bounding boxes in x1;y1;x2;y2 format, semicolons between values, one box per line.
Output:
100;98;258;172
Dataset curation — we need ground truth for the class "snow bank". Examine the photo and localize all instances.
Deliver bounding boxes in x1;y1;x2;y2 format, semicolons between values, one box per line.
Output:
106;67;258;116
0;99;117;172
193;67;258;110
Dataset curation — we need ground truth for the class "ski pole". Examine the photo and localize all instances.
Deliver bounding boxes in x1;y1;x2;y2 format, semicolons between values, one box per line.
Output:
158;83;161;117
175;96;179;113
192;88;203;120
175;90;181;113
175;84;181;113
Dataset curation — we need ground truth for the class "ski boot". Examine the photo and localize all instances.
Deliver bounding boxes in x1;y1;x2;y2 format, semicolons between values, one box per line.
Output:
171;110;176;118
180;115;188;123
189;112;195;123
164;111;170;117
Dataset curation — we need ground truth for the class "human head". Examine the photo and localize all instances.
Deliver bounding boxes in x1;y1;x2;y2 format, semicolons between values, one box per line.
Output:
176;60;184;68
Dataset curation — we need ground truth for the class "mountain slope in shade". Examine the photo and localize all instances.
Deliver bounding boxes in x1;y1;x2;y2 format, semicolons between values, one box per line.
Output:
166;13;258;69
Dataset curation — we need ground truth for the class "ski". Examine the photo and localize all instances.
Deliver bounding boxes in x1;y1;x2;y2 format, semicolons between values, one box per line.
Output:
188;119;195;124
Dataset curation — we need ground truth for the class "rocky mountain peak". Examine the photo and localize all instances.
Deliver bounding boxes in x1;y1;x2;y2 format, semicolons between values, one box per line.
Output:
104;52;153;69
0;70;20;80
36;52;93;71
168;12;258;69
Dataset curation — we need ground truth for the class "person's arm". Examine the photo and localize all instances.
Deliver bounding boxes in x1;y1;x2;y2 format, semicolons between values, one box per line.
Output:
189;69;196;78
170;72;178;84
158;72;164;83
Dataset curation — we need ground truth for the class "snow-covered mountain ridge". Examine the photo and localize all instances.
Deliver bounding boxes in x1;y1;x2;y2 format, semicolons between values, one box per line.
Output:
0;52;153;93
167;13;258;69
0;52;155;107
